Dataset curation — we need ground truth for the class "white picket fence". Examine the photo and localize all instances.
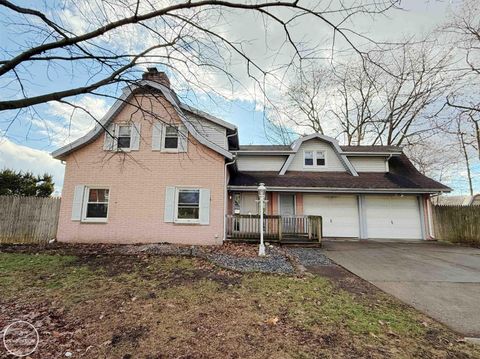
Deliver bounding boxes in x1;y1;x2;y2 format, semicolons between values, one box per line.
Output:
0;195;61;244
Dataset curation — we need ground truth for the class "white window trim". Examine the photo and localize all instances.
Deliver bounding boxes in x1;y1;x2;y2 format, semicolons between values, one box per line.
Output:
161;124;179;152
116;123;132;152
174;187;201;224
303;150;327;168
81;186;110;223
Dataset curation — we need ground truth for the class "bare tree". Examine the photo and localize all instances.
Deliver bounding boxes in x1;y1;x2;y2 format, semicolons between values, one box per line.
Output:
282;67;331;136
279;41;452;146
444;0;480;114
330;61;384;145
369;43;452;146
0;0;400;112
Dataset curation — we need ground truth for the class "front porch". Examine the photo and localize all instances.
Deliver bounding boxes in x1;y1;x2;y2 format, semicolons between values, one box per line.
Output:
225;214;323;244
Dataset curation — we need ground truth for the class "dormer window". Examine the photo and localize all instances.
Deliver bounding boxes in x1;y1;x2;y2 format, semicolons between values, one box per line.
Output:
117;125;132;149
304;151;314;166
316;151;325;166
164;125;179;149
304;150;326;167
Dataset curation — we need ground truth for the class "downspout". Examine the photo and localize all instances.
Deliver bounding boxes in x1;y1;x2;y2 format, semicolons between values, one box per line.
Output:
385;154;393;172
223;156;237;242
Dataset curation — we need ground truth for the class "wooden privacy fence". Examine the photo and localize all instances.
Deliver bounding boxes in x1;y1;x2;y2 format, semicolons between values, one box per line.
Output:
432;205;480;246
225;214;322;242
0;196;61;244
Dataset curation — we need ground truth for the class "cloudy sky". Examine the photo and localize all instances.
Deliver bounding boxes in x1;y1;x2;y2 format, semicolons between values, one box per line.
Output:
0;0;478;195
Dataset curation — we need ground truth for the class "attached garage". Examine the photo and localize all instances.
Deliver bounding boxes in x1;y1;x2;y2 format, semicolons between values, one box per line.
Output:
364;195;423;240
303;195;359;238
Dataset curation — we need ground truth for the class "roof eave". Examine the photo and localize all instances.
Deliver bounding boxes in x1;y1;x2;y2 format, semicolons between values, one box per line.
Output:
227;185;451;194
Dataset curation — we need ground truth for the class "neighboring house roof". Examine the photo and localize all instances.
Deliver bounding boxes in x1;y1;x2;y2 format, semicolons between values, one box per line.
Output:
434;194;480;206
51;80;237;160
229;155;451;193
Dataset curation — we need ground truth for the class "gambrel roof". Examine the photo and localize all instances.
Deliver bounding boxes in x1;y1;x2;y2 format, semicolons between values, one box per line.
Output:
51;80;236;160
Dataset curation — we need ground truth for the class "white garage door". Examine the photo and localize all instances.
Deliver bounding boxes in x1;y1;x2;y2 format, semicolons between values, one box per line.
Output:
365;195;422;240
303;195;359;238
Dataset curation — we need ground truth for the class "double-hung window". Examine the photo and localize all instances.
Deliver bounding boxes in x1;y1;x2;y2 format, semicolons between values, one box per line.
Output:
83;188;109;222
117;125;132;150
164;125;179;149
304;150;326;167
316;151;325;166
304;151;314;166
176;189;200;222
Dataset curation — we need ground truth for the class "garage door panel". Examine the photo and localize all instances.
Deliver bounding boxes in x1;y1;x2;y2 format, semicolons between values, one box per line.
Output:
365;196;422;240
303;195;359;238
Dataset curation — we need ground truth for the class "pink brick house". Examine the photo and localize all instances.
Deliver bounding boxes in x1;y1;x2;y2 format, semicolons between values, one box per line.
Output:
53;68;450;245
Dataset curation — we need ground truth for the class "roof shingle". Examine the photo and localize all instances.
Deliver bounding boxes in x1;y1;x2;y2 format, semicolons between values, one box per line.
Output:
229;155;450;192
237;145;292;151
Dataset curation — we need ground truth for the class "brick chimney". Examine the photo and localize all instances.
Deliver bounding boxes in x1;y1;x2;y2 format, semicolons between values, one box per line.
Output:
142;67;170;88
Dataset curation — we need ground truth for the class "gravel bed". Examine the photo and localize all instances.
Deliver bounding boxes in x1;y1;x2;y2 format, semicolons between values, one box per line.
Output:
118;243;294;274
199;246;294;274
285;247;333;267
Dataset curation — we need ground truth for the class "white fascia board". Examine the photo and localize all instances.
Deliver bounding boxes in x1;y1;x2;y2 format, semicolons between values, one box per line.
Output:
227;186;451;194
51;81;233;160
279;133;358;176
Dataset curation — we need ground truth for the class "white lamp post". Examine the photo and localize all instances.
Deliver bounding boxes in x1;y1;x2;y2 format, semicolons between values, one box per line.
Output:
257;182;267;257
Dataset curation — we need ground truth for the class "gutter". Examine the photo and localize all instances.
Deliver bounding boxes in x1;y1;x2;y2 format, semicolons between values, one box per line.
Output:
226;185;451;194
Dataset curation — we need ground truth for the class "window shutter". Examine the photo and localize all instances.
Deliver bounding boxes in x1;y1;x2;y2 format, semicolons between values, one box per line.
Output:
152;122;163;150
164;186;176;222
178;125;188;153
130;123;141;150
71;185;85;221
199;188;211;225
103;124;116;151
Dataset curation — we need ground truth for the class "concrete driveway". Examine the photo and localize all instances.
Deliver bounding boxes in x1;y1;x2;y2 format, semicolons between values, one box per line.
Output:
323;240;480;337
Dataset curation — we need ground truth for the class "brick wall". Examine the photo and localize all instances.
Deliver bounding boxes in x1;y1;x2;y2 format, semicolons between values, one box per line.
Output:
57;94;226;245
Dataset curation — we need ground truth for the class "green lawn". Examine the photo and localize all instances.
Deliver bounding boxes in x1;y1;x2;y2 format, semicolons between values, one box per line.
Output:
0;250;478;358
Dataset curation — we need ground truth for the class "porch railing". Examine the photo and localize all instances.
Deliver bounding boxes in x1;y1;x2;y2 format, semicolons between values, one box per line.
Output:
225;215;322;242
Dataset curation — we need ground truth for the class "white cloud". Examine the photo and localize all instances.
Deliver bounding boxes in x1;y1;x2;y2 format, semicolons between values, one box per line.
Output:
0;138;65;195
32;96;109;147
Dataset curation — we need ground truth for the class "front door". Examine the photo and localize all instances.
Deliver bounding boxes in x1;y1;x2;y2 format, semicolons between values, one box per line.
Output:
279;194;296;233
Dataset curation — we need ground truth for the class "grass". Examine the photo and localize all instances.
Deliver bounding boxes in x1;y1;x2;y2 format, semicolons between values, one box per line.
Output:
0;251;478;358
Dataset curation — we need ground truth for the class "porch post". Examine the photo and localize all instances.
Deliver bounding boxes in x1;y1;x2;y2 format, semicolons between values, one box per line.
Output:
257;183;267;257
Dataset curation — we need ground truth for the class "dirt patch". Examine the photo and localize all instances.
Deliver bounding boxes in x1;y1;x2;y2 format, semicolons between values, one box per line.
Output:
70;252;243;289
307;264;380;297
0;243;121;256
111;325;148;347
156;267;242;289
